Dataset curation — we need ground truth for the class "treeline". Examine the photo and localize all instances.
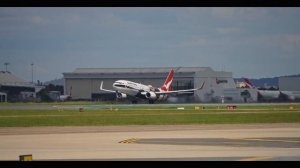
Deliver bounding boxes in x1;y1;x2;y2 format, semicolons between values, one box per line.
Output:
37;84;63;102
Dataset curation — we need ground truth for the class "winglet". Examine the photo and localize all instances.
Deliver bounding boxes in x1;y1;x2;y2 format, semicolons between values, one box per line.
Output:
199;81;205;90
194;81;205;90
189;81;205;91
99;81;116;93
100;81;103;90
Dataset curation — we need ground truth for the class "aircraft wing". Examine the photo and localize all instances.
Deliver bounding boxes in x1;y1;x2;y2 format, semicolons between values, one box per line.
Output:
155;88;199;94
99;81;116;93
155;81;205;95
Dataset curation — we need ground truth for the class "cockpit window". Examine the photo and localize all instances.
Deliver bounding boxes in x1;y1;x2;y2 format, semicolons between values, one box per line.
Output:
114;84;126;88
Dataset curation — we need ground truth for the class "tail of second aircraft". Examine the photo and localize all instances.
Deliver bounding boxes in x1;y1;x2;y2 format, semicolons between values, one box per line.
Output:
160;69;174;91
243;78;262;97
243;78;255;89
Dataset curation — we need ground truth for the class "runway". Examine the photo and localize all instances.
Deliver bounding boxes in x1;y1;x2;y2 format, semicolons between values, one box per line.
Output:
1;102;299;110
0;123;300;161
129;137;300;148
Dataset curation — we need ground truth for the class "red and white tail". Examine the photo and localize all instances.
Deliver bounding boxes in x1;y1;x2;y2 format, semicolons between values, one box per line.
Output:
243;78;261;97
160;69;174;91
243;78;255;89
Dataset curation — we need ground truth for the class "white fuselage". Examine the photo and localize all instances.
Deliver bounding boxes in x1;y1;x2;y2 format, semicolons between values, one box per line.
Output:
281;91;300;100
112;80;154;96
59;95;71;101
99;68;200;104
258;90;281;99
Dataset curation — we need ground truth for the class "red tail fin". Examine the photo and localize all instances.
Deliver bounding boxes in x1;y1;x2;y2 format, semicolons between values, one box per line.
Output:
243;78;255;88
160;69;174;91
243;78;262;97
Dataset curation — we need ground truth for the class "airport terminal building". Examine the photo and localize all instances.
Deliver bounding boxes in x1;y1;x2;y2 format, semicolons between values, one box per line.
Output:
63;67;257;103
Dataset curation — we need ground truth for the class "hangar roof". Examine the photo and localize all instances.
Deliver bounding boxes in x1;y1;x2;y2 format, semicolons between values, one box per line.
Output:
0;71;33;86
68;67;213;74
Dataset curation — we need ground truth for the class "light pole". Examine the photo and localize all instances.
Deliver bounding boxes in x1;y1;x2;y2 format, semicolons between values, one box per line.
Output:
4;62;9;72
31;63;34;84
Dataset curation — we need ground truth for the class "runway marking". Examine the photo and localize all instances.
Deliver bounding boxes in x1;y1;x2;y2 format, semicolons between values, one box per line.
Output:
135;137;300;148
119;138;138;144
241;138;300;143
238;156;273;161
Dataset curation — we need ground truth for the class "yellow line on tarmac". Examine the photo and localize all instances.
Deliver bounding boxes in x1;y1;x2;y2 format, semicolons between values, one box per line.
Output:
119;138;138;144
239;156;273;161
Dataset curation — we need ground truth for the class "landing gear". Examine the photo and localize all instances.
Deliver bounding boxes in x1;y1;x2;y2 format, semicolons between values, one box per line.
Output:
132;100;138;104
148;100;154;104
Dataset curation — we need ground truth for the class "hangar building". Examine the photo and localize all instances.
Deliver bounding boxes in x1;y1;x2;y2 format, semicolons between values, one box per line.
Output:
279;77;300;91
63;67;257;103
0;71;35;102
278;77;300;101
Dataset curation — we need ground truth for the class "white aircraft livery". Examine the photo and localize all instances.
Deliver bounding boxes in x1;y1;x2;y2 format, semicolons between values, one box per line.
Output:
243;78;281;100
100;68;205;104
280;90;300;101
59;86;72;101
244;78;300;101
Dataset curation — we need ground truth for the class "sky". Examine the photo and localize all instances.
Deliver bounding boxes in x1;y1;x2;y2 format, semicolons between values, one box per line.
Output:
0;7;300;82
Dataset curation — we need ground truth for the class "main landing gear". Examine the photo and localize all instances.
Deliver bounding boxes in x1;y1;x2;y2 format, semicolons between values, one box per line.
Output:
131;100;155;104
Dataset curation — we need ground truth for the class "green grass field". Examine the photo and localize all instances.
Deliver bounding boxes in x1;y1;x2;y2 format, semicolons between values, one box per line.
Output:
0;103;300;127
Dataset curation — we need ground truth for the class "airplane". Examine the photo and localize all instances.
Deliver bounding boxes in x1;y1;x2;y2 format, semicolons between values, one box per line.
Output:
280;90;300;101
59;86;72;101
100;68;205;104
243;78;300;101
59;95;71;101
243;78;281;100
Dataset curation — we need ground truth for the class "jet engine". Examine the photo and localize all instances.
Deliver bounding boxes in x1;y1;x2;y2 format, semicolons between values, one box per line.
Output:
145;91;157;99
116;92;127;99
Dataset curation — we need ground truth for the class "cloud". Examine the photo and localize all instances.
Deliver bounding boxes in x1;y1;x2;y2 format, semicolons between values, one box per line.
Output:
281;34;300;53
64;13;81;24
1;8;300;81
251;34;300;55
216;27;241;35
30;15;48;25
211;7;236;19
286;34;300;42
168;37;207;49
211;7;270;21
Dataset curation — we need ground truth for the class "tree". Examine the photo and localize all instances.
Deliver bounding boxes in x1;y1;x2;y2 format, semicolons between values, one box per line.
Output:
36;84;64;102
241;90;251;103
